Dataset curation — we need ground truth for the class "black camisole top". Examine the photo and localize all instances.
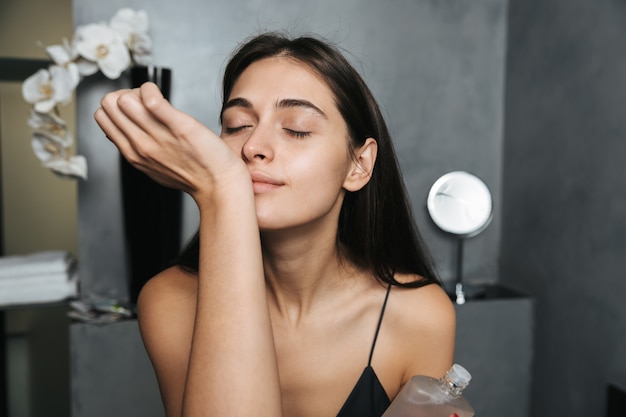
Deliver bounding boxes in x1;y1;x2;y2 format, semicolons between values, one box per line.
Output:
335;284;392;417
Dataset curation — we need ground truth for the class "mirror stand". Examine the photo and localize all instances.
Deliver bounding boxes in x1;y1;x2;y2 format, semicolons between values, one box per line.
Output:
426;171;493;305
455;237;466;304
452;237;488;304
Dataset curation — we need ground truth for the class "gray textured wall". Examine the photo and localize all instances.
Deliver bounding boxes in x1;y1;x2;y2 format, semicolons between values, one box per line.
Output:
73;0;514;415
70;321;163;417
501;0;626;415
69;0;626;415
75;0;508;301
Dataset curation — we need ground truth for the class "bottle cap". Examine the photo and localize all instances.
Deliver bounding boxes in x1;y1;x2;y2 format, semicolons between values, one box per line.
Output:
447;364;472;390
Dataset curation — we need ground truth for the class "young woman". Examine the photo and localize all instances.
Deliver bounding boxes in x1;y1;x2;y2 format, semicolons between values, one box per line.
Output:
95;32;456;417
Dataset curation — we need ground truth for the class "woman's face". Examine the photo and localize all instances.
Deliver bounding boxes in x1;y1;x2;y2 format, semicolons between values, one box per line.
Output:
221;56;354;232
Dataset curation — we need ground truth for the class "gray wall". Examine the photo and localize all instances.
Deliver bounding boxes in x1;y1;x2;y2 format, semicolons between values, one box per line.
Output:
73;0;514;415
75;0;508;301
71;0;626;415
501;0;626;415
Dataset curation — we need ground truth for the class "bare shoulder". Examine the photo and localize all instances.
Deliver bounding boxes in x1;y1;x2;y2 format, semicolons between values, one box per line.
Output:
379;274;456;386
137;266;197;327
136;266;198;402
389;276;455;324
137;267;197;356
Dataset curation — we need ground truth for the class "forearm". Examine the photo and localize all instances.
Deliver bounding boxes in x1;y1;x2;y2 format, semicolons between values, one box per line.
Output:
182;185;282;417
95;82;281;415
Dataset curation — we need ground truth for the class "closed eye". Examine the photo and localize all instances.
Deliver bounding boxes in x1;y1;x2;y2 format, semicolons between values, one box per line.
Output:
284;128;311;138
223;126;251;135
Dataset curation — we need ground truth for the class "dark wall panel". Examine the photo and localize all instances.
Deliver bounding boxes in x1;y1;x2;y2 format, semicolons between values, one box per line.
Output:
501;0;626;415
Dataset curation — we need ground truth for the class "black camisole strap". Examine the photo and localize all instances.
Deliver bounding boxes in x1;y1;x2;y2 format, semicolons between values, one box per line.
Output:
335;284;393;417
367;284;392;367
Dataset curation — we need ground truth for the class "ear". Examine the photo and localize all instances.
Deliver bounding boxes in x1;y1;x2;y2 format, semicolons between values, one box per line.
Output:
343;138;378;192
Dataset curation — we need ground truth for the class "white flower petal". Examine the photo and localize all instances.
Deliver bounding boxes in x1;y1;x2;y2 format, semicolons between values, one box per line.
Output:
63;37;79;60
76;59;99;76
111;8;149;35
132;52;152;66
75;23;118;61
44;155;88;180
28;109;66;130
34;127;73;148
130;32;152;56
46;45;71;65
49;65;74;104
110;8;152;65
22;69;50;103
34;99;57;113
28;111;71;147
23;66;75;111
32;134;63;162
98;45;131;79
134;10;149;32
46;44;80;89
67;63;80;89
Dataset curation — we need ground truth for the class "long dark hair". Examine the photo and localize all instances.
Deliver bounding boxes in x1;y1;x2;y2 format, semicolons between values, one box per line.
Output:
177;32;440;288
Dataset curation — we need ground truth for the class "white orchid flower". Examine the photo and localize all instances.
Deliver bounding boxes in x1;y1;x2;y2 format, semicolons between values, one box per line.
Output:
44;155;88;180
46;40;75;63
75;23;131;79
31;133;87;180
128;35;152;65
28;110;73;148
22;65;75;113
111;8;149;34
45;38;80;88
21;8;154;180
110;8;152;65
66;29;108;77
32;131;66;162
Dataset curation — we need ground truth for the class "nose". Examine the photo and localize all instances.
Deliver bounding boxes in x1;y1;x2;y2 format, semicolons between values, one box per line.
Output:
241;125;274;163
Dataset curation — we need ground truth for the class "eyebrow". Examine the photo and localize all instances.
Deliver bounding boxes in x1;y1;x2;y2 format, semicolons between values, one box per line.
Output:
277;98;328;119
221;97;328;119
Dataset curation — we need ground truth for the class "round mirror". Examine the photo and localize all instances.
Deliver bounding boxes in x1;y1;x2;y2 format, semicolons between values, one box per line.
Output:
427;171;493;238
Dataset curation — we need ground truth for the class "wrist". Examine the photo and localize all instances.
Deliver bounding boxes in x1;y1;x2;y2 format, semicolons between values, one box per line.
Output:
193;166;254;214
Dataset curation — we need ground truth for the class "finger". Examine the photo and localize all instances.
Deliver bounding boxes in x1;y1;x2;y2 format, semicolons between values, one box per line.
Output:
94;106;141;164
95;89;153;164
96;104;179;187
115;86;175;144
99;89;157;153
138;82;202;138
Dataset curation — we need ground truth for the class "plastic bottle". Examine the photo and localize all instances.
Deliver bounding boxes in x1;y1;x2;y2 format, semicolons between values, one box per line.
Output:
381;364;475;417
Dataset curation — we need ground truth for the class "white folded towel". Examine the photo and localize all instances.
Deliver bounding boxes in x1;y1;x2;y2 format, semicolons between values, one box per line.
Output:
0;251;75;279
0;251;79;306
0;272;79;306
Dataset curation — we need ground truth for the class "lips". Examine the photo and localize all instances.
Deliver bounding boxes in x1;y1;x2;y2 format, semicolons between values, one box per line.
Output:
250;172;283;193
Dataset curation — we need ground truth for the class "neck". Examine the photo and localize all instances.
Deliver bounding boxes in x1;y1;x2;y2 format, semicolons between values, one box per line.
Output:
260;226;361;324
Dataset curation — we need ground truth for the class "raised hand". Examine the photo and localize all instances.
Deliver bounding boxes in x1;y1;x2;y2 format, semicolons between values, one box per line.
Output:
94;82;249;204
